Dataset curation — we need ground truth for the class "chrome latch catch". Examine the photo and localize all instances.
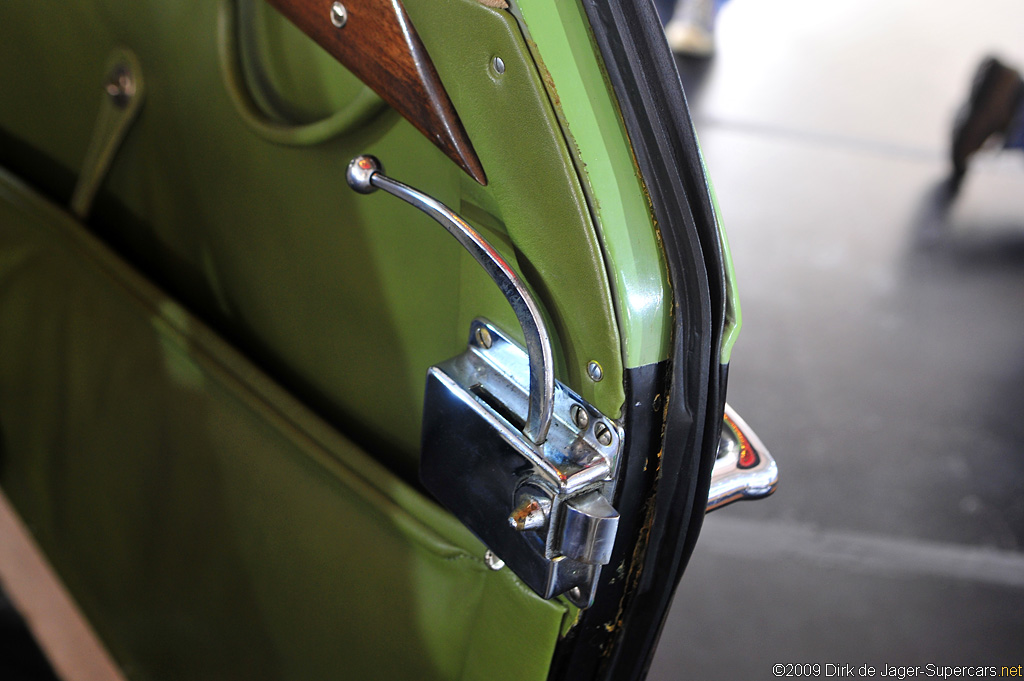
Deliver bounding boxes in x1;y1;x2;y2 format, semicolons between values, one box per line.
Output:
421;320;623;608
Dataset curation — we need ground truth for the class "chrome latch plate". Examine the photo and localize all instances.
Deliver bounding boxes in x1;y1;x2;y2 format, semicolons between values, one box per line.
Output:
421;320;624;608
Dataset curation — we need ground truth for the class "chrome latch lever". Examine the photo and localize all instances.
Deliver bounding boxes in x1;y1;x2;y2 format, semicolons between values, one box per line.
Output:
346;156;623;608
347;155;553;446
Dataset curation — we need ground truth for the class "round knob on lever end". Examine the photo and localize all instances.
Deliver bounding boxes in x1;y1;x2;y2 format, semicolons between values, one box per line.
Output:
508;496;550;532
346;155;382;194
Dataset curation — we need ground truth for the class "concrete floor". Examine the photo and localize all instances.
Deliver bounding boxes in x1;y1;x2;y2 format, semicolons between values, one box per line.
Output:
650;0;1024;678
4;0;1024;679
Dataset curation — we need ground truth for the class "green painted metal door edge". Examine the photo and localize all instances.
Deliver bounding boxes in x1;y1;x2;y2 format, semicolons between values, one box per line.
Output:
705;171;742;364
402;0;627;417
507;0;674;369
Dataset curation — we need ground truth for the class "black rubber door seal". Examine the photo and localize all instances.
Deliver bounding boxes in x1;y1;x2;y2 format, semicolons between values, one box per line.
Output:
546;1;729;679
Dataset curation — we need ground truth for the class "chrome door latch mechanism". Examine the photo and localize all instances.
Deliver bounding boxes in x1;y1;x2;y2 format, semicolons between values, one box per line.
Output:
347;155;623;608
422;320;622;608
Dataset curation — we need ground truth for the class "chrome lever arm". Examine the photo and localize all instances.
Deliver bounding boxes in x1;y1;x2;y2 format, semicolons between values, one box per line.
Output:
346;155;555;445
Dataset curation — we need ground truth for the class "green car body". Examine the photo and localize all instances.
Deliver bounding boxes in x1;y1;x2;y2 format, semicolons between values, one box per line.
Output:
0;0;744;678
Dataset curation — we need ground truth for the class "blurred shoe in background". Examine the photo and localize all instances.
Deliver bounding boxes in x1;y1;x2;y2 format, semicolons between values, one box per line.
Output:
665;0;720;58
951;56;1024;178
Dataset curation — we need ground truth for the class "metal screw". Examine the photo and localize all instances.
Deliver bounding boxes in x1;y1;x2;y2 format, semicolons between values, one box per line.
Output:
595;422;613;446
474;326;493;349
491;56;505;75
483;549;504;571
567;586;583;602
571;404;589;430
587;361;603;382
330;2;348;28
105;64;135;109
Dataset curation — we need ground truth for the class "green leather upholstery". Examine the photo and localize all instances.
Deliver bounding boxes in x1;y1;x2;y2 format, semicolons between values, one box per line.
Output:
0;170;569;679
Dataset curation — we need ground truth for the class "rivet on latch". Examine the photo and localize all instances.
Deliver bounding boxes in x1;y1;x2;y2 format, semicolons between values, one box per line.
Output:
595;422;613;447
330;1;348;28
508;496;549;532
483;550;505;571
587;360;604;382
567;586;583;602
474;326;493;349
571;404;589;430
105;64;135;109
491;56;505;75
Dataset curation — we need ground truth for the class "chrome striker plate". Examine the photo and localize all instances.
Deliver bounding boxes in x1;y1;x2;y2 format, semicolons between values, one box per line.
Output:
707;404;778;511
421;320;623;608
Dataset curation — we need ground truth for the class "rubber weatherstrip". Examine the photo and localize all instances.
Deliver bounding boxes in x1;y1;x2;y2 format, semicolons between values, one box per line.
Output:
545;0;728;679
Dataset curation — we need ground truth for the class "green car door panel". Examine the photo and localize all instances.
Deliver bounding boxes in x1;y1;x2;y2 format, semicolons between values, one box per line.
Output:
0;0;750;676
0;169;570;680
0;0;639;481
218;0;391;146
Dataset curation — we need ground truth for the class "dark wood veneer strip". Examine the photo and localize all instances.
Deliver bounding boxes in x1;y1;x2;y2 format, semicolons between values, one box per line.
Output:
266;0;487;184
